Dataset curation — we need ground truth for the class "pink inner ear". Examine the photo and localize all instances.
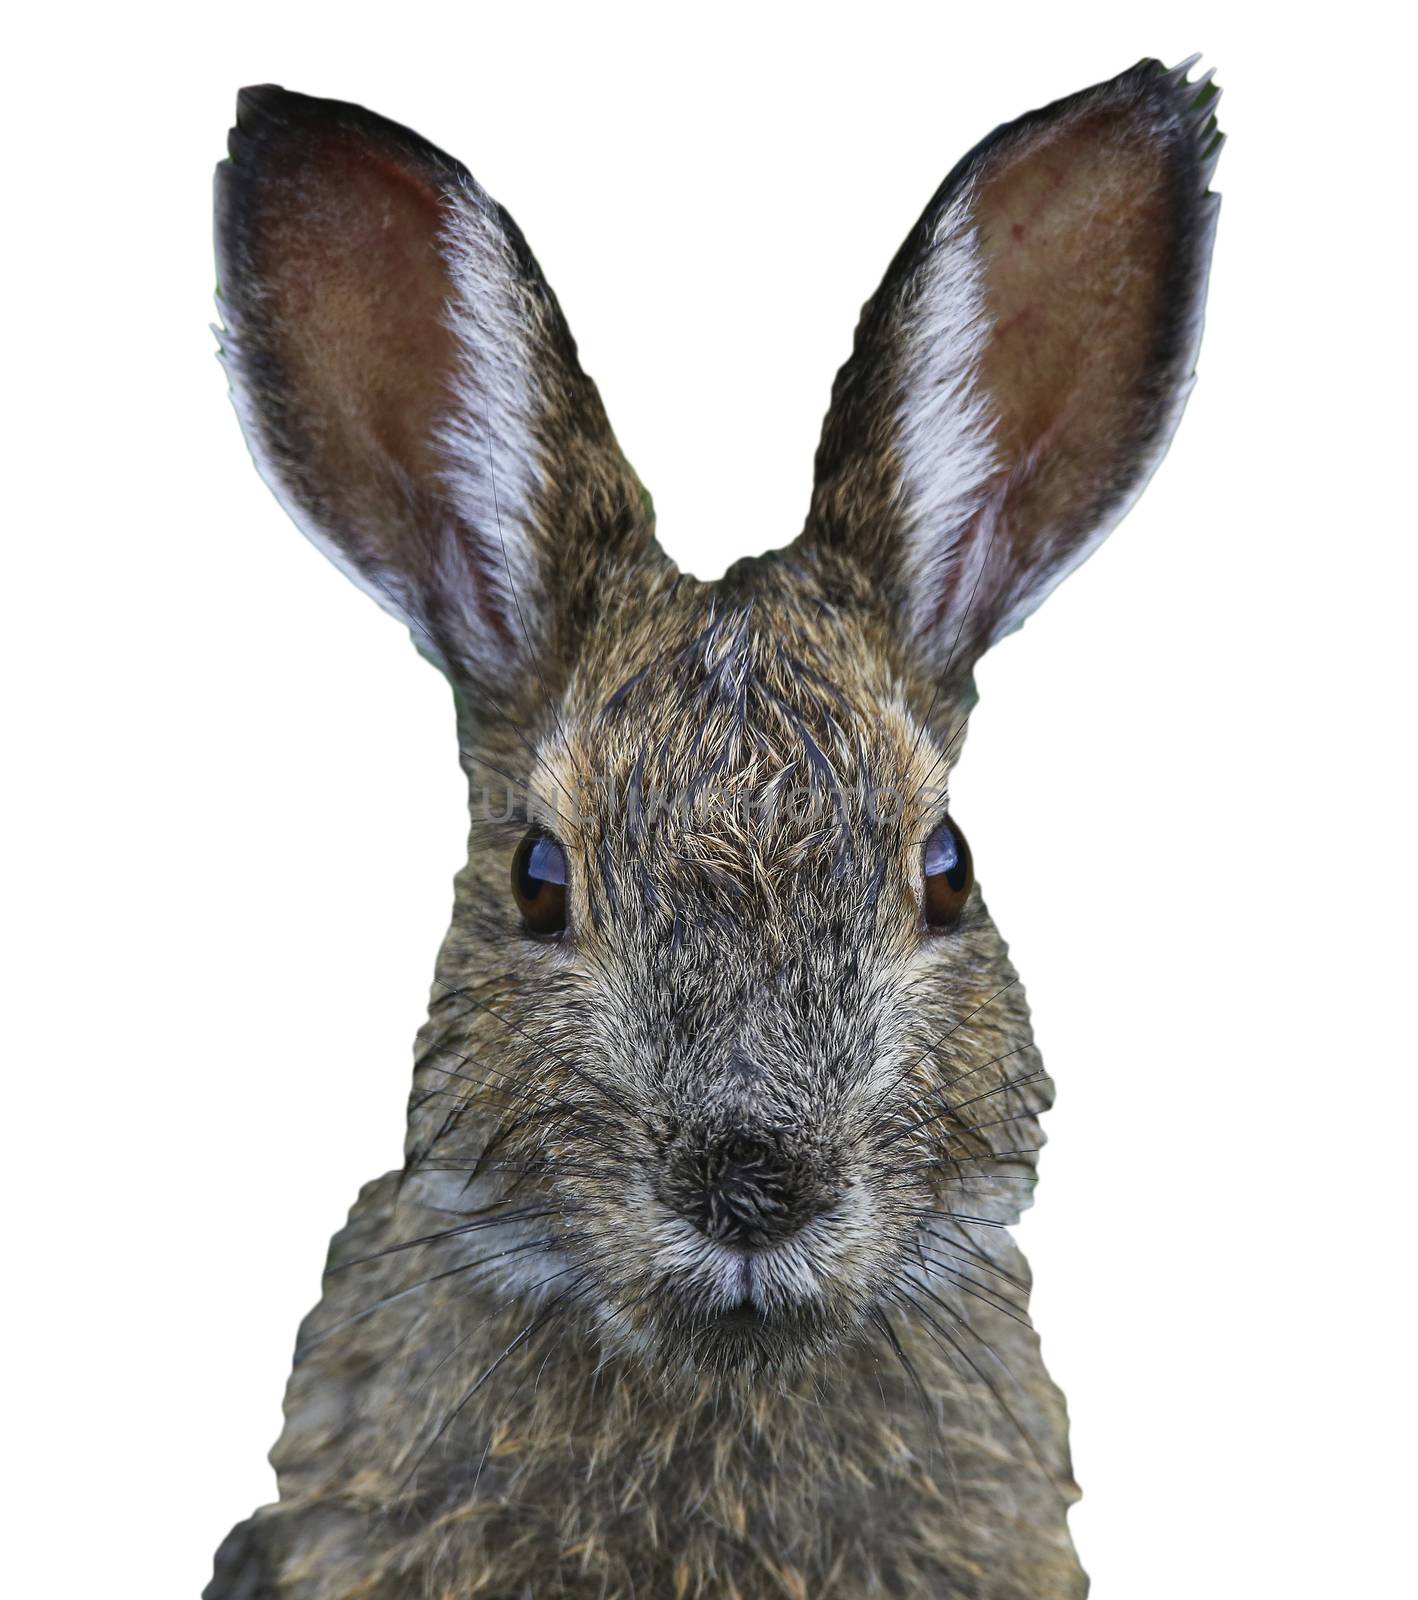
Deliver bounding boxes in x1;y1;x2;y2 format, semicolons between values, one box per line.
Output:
238;121;526;654
253;127;460;490
970;111;1177;539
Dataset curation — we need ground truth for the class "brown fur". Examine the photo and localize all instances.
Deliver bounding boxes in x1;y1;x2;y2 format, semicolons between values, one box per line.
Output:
209;58;1220;1600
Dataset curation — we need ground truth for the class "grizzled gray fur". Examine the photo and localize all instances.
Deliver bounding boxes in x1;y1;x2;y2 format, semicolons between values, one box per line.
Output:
208;56;1221;1599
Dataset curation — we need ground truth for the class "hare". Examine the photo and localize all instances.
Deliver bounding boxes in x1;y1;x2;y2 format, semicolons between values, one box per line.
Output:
208;57;1220;1600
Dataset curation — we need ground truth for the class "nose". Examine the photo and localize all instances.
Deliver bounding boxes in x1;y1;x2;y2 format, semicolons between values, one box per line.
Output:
694;1128;816;1248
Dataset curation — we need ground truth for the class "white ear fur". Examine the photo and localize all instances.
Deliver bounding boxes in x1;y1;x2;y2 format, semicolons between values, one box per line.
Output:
433;184;544;658
892;193;1000;654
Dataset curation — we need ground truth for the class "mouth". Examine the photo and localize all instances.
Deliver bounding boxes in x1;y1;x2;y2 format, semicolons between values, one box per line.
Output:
678;1298;804;1375
647;1244;846;1374
704;1246;796;1325
713;1257;774;1335
717;1294;765;1331
586;1193;887;1379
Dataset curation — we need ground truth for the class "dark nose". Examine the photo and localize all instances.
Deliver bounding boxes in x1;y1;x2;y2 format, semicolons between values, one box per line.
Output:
694;1128;815;1248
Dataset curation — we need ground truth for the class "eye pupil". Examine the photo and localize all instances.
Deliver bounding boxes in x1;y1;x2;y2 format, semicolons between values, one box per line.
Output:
512;828;569;937
922;815;973;929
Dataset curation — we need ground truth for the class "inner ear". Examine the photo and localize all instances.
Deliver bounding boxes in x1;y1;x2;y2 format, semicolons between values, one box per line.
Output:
972;112;1182;534
286;145;453;478
226;102;461;538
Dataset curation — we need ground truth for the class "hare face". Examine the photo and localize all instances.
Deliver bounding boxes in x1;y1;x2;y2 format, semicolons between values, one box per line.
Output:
430;575;1032;1378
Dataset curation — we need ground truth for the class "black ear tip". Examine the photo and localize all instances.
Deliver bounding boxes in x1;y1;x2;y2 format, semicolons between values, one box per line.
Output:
1161;53;1223;111
232;84;333;139
223;86;362;177
1172;60;1223;190
1156;56;1224;152
1095;55;1223;194
233;84;294;131
225;85;296;166
232;84;381;143
221;85;468;193
236;83;289;110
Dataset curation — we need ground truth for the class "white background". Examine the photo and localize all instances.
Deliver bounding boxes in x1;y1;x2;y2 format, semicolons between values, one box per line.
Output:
5;4;1414;1595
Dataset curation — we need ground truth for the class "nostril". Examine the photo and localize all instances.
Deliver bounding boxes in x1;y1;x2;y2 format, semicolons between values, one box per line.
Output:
720;1134;772;1169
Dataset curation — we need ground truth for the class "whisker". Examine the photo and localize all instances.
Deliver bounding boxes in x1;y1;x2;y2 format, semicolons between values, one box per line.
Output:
859;978;1020;1129
432;976;643;1124
296;1232;566;1356
400;1282;584;1486
919;1231;1031;1292
888;1284;1065;1501
327;1203;568;1273
412;1256;587;1399
912;1248;1033;1327
874;1067;1048;1152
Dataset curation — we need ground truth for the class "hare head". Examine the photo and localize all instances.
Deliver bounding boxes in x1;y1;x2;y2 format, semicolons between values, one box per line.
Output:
216;59;1219;1385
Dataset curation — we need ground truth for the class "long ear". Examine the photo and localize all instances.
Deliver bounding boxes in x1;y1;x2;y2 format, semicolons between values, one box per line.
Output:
215;87;659;684
798;58;1221;675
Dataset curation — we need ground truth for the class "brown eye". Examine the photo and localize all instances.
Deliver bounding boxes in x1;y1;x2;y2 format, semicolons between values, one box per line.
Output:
512;828;569;937
922;815;973;929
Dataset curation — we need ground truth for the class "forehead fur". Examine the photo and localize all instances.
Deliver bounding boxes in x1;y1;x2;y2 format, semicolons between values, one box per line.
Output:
531;555;967;933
